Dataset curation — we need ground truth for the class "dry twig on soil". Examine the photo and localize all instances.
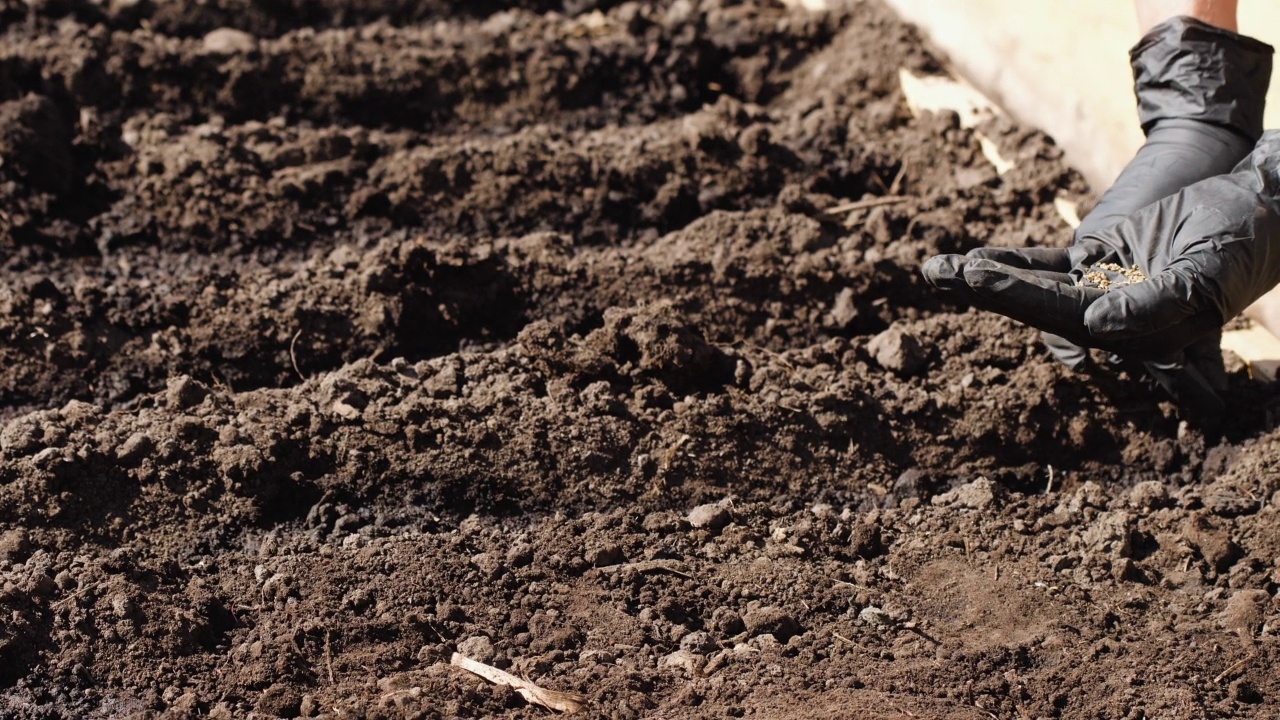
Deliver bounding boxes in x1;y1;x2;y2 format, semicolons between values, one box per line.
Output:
1213;654;1256;684
823;195;909;215
51;583;97;609
971;703;999;720
660;434;689;471
325;628;335;684
451;652;586;714
594;559;693;579
290;329;305;381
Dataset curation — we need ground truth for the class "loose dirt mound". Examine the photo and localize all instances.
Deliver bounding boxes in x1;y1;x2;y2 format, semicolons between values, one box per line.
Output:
3;1;1280;718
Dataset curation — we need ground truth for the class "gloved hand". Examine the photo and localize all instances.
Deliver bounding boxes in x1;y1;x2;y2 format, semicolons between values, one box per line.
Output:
924;132;1280;416
923;16;1273;418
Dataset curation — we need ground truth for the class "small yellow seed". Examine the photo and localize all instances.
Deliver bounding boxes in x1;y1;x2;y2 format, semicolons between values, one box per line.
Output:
1077;263;1146;291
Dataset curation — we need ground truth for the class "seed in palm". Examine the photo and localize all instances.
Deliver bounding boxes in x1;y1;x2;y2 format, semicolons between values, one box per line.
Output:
1077;263;1147;291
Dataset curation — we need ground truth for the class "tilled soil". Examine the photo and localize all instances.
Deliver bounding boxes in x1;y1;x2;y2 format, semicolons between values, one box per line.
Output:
3;1;1280;718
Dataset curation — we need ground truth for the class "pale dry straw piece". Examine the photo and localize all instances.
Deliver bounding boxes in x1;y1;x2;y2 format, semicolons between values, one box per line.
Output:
451;653;586;714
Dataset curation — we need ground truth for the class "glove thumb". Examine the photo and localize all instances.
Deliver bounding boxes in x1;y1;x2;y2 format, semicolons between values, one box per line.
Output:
1083;266;1205;340
1040;331;1091;371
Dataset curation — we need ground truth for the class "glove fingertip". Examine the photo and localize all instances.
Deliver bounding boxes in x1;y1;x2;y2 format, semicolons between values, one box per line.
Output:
1040;331;1090;371
1082;293;1132;339
921;254;963;286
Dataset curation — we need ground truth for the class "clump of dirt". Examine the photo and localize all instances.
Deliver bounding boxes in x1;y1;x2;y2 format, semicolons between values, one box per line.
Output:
3;0;1280;718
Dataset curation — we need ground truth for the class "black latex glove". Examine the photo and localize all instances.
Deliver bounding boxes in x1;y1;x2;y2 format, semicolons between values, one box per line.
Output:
1042;17;1273;403
923;132;1280;415
924;16;1273;418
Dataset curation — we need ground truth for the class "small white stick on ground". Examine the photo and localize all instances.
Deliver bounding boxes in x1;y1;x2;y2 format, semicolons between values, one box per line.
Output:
1054;195;1082;229
1214;654;1256;684
451;653;586;714
824;195;910;215
593;559;693;579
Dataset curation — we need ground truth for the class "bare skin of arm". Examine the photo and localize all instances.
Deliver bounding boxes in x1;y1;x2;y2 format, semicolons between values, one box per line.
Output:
1136;0;1238;32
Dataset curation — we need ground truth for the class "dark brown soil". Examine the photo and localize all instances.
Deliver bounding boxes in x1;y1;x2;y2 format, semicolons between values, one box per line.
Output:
3;1;1280;718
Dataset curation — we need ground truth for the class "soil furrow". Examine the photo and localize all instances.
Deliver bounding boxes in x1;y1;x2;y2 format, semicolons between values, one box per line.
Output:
8;0;652;38
0;236;521;414
1;2;843;130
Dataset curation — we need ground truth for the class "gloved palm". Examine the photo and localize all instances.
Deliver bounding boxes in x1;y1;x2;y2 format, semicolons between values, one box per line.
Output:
923;133;1280;414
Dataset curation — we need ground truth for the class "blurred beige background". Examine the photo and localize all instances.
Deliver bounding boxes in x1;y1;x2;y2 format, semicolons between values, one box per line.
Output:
882;0;1280;192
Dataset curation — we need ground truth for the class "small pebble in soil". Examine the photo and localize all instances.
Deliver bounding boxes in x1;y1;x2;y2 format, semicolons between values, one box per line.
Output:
202;28;257;55
1082;510;1135;558
859;606;893;627
1232;679;1264;704
587;544;624;567
931;477;997;509
0;528;31;563
1128;480;1169;510
687;503;731;532
257;683;302;718
1183;515;1243;574
457;635;496;662
850;522;885;559
505;543;534;567
829;288;858;328
1222;589;1269;639
116;432;153;465
53;570;76;591
743;606;799;641
110;593;135;618
165;375;208;410
680;630;717;654
661;648;707;675
867;327;926;375
1112;557;1142;583
643;511;684;533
